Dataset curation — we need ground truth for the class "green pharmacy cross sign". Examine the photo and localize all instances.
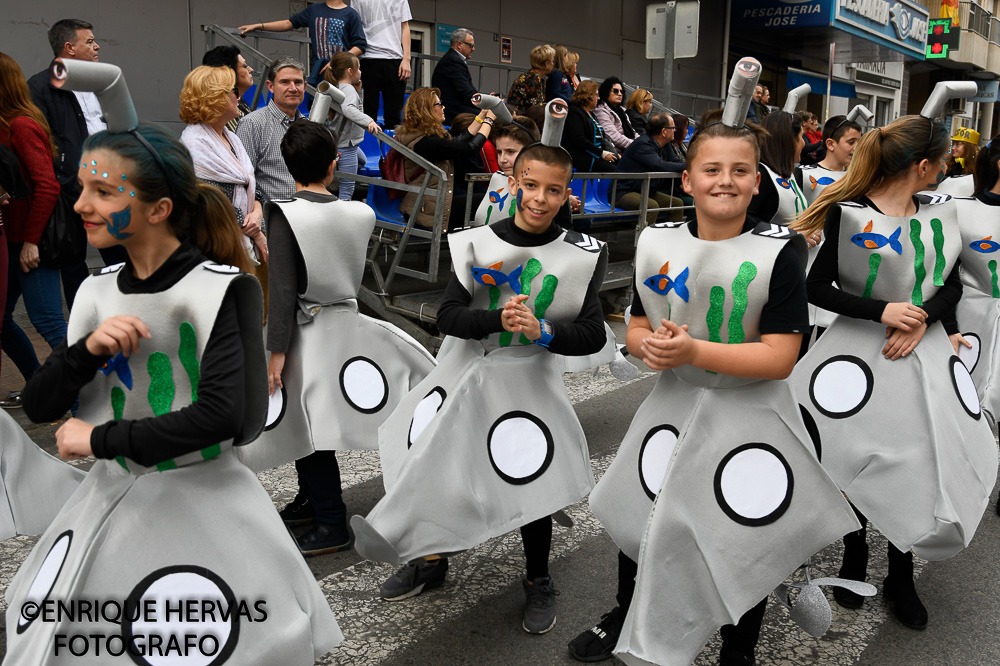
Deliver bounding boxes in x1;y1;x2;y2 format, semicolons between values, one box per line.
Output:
927;18;960;59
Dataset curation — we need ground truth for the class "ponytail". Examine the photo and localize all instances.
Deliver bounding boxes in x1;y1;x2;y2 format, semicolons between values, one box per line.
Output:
194;183;255;273
793;115;948;236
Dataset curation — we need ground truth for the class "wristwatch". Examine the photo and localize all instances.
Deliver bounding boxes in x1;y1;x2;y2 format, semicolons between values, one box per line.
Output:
535;319;555;348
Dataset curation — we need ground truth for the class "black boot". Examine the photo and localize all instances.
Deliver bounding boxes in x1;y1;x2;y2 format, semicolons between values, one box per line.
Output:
883;545;927;630
833;525;869;609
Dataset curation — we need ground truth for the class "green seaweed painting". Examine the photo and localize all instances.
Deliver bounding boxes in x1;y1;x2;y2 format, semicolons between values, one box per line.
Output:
705;261;758;345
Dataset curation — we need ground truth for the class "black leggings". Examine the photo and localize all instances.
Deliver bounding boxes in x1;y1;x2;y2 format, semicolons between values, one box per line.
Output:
520;516;553;580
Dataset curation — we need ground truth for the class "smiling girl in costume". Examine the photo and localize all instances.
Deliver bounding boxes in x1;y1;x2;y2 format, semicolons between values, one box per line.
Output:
4;61;340;664
790;106;997;631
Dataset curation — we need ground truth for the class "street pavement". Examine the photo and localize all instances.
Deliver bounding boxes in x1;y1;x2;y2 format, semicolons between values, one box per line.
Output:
1;322;999;666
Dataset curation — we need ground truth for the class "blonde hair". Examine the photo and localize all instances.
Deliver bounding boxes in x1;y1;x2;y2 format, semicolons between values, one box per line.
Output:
793;115;949;236
562;52;580;74
626;88;652;113
179;65;236;125
529;44;556;69
399;87;449;139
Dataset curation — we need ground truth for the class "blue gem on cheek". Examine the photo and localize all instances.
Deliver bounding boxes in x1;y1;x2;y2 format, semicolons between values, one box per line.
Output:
130;191;135;197
118;186;124;192
102;172;108;178
91;170;97;175
91;160;96;166
121;175;127;180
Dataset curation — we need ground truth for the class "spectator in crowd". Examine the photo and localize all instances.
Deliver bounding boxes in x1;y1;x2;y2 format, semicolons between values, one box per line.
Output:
612;113;684;226
562;50;582;89
431;28;479;123
239;0;366;87
947;127;980;177
761;86;771;109
593;77;636;154
202;45;254;132
352;0;412;130
669;113;689;161
394;87;495;230
179;66;267;266
28;18;122;309
546;45;574;102
236;56;306;203
564;80;617;173
748;110;807;226
507;45;555;116
0;52;67;396
747;85;762;123
524;104;547;135
798;109;825;165
625;88;653;137
754;85;771;123
803;112;823;143
325;52;381;201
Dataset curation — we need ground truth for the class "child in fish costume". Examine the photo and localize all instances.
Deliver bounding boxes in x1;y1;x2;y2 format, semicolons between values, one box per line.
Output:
4;118;341;664
352;143;608;635
748;111;808;226
790;113;997;631
572;104;859;666
235;120;434;556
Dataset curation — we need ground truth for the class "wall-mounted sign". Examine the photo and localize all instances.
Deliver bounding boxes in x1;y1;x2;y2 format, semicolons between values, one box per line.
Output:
500;36;512;64
730;0;833;31
926;17;960;59
854;61;902;89
436;23;461;54
968;80;999;103
835;0;929;59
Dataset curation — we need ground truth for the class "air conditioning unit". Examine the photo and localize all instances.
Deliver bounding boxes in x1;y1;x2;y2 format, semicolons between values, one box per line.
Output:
946;96;970;115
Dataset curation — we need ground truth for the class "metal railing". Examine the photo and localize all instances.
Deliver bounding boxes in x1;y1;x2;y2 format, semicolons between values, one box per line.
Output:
990;15;1000;45
959;1;992;39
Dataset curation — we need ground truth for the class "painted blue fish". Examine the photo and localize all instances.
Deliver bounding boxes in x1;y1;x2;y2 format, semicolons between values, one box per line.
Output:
970;236;1000;253
472;261;523;293
850;221;902;255
776;178;792;190
809;175;836;191
488;187;509;209
106;206;133;240
100;352;133;390
643;261;690;301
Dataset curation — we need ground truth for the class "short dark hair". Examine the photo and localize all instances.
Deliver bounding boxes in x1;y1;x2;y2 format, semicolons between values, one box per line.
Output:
49;19;93;57
202;45;241;76
268;56;305;83
646;113;673;137
512;144;573;186
597;77;624;104
281;119;338;185
822;115;862;143
491;116;540;148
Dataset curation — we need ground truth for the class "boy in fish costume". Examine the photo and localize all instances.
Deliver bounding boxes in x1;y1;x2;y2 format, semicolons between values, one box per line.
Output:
235;120;435;556
352;143;608;635
571;100;859;665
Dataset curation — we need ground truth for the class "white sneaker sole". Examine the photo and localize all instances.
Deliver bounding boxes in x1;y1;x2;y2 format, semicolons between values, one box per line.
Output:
523;615;556;635
381;582;427;602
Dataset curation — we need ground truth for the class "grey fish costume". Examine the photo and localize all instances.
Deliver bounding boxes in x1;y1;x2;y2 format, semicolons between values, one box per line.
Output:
352;223;605;564
796;164;848;329
930;173;974;197
473;172;516;227
0;410;84;542
4;263;342;664
954;195;1000;427
760;163;807;226
790;196;998;561
236;198;435;472
588;220;858;666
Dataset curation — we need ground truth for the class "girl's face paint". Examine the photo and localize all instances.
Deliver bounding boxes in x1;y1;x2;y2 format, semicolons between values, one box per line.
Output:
103;205;133;240
515;188;524;212
75;149;142;248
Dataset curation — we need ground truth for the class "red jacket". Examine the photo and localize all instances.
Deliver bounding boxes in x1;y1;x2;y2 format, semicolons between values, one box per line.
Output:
0;116;60;244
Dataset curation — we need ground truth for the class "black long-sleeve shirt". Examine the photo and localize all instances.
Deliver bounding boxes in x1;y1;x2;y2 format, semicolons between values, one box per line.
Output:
437;217;608;356
22;242;249;466
807;197;962;334
412;131;486;164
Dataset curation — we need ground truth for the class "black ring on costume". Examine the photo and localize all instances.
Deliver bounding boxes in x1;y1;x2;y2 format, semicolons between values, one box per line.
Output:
808;355;874;419
798;404;822;461
713;443;794;527
949;355;982;420
637;424;680;501
339;356;389;414
960;332;981;373
487;411;555;485
407;387;447;449
123;564;240;666
16;530;73;634
264;386;287;431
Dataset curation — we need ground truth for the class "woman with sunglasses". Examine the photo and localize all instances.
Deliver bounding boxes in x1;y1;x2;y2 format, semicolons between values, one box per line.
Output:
592;77;636;154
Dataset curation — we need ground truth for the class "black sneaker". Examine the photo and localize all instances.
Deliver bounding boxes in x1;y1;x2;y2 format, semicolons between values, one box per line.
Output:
719;644;756;665
295;524;351;557
279;494;316;527
380;557;449;601
522;576;559;634
568;607;623;662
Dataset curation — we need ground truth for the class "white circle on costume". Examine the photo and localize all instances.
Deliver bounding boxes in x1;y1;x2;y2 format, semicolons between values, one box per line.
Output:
487;412;553;484
18;531;72;631
408;388;446;448
264;387;286;431
715;445;792;525
958;333;981;373
950;356;982;418
203;263;239;274
624;305;632;326
126;569;234;666
638;426;679;500
340;357;388;413
810;356;873;418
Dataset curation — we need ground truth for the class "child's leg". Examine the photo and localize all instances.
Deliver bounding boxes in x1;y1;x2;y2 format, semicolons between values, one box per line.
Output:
617;549;638;612
835;503;869;609
298;450;347;528
884;542;927;629
719;598;768;665
568;550;633;660
338;145;359;201
520;515;556;634
520;516;553;580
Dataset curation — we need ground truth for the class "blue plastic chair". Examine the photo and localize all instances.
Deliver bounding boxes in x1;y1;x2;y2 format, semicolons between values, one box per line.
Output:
358;132;387;177
367;184;406;226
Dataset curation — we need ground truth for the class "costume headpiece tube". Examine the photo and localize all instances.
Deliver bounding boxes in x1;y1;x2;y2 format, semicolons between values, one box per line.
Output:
309;81;347;123
921;81;978;118
472;93;513;124
721;57;761;128
846;104;874;126
783;84;811;113
50;58;137;133
541;99;569;147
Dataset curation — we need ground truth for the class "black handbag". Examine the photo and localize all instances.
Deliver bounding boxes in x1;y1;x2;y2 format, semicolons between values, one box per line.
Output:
38;190;88;269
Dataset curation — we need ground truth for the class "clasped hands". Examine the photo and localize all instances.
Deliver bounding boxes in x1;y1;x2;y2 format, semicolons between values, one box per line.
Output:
501;294;541;340
640;318;697;371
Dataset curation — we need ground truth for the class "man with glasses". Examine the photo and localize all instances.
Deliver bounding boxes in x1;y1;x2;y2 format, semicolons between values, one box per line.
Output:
613;113;685;225
432;27;479;123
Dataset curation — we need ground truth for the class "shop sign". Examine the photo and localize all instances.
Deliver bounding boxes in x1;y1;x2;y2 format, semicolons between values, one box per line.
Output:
835;0;929;58
969;80;999;103
854;61;901;88
926;18;961;59
731;0;833;31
